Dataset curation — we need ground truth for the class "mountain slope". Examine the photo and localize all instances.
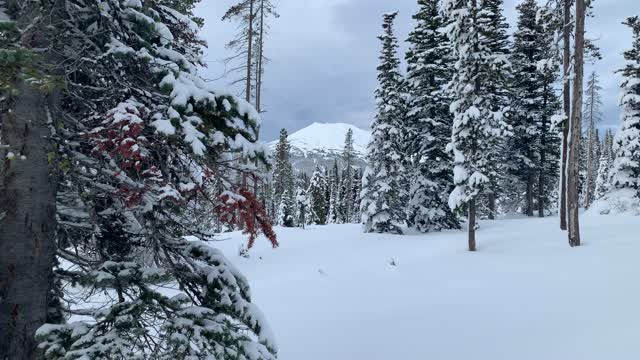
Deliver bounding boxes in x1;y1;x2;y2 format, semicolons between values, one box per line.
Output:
269;122;371;174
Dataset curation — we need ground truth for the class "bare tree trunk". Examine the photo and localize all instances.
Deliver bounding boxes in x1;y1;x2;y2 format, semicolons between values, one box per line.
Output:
568;0;585;247
560;0;572;231
245;0;255;103
255;0;265;113
0;2;61;357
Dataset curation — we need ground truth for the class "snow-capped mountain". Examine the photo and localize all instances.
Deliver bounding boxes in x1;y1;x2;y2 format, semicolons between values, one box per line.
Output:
269;122;370;174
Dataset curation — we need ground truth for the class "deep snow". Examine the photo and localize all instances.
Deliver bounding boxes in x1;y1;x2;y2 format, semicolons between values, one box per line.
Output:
216;214;640;360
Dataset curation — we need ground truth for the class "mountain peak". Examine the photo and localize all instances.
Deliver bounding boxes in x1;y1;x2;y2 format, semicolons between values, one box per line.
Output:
270;122;370;156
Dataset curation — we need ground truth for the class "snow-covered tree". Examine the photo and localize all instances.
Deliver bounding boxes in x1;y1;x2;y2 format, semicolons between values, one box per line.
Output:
508;0;561;217
327;159;340;224
442;0;511;250
308;167;329;225
583;71;604;207
29;1;279;358
610;16;640;197
295;187;308;228
338;129;355;223
594;139;614;200
360;12;407;234
272;128;295;212
404;0;459;232
277;189;295;227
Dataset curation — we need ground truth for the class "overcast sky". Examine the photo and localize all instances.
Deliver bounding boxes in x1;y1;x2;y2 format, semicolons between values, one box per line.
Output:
196;0;638;141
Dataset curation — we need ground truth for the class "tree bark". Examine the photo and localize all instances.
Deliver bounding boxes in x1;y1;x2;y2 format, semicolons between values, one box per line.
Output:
560;0;572;230
487;190;496;220
468;198;477;252
584;123;594;208
526;167;535;217
0;1;60;356
245;0;255;104
255;0;265;113
568;0;585;247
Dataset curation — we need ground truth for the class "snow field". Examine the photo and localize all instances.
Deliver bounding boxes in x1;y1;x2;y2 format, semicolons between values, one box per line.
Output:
216;214;640;360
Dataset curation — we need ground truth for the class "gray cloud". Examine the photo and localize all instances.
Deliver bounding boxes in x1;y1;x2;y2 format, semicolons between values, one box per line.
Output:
196;0;639;141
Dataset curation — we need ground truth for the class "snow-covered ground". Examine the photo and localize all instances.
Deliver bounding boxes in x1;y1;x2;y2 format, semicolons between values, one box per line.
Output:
216;214;640;360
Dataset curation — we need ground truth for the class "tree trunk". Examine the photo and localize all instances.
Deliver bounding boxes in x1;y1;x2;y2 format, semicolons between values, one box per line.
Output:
245;0;255;104
584;123;594;208
487;190;496;220
0;2;60;356
568;0;585;247
538;126;547;218
468;198;477;252
255;0;265;113
560;0;571;231
526;169;535;217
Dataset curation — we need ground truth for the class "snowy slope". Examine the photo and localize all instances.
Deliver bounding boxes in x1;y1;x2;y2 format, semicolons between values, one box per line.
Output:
215;214;640;360
275;122;370;156
268;122;371;174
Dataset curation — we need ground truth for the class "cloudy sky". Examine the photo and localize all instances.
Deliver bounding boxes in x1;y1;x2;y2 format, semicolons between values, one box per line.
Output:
196;0;638;141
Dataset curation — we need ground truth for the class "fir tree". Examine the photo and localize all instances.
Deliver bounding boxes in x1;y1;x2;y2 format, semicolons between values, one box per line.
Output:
442;0;511;250
404;0;459;232
611;16;640;196
583;71;604;207
29;1;279;358
277;189;295;227
308;167;329;225
272;128;295;213
295;187;308;228
360;12;407;234
339;129;355;223
508;0;561;217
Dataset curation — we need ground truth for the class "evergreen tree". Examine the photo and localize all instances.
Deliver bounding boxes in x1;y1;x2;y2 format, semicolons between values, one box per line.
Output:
404;0;459;232
339;129;355;223
295;187;308;228
308;167;329;225
583;71;604;207
327;159;340;223
360;12;406;234
611;16;640;196
27;1;279;358
442;0;511;250
272;128;295;213
594;135;614;200
508;0;561;217
277;189;295;227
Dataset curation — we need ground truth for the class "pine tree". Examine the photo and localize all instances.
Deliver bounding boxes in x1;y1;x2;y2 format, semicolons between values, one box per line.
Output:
0;1;62;356
28;1;279;358
223;0;277;106
583;71;604;207
339;129;355;223
610;16;640;197
442;0;511;250
327;159;340;223
404;0;459;232
277;189;295;227
272;128;295;213
308;167;329;225
594;135;614;200
295;187;308;228
508;0;561;217
360;12;407;234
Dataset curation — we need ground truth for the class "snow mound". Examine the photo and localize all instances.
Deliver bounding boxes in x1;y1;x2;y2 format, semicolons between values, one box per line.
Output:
587;189;640;216
269;122;370;156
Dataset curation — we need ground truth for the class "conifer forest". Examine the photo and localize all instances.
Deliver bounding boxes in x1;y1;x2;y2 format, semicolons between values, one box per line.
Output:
1;0;640;359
